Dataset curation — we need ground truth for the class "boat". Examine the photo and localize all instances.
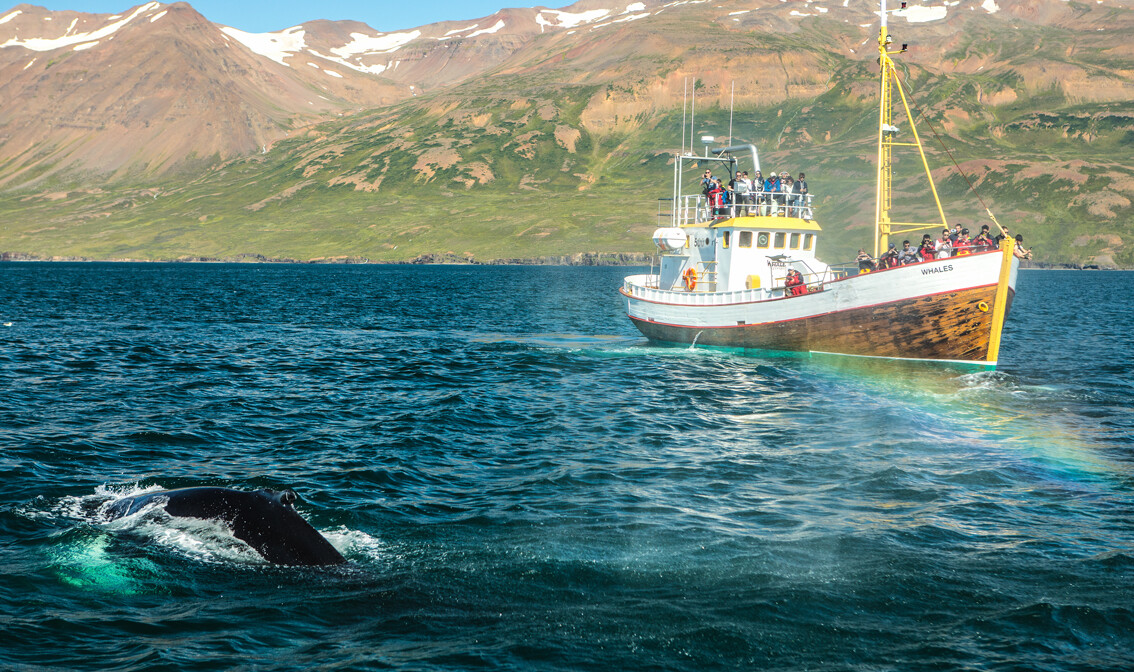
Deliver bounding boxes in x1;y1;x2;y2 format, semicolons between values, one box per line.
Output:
620;0;1019;369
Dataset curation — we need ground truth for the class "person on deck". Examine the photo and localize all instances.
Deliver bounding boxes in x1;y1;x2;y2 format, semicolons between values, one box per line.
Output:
897;240;919;265
879;242;899;269
785;269;807;296
994;226;1011;248
918;234;935;262
700;170;716;220
794;172;809;219
708;179;725;218
973;224;994;251
856;249;876;273
783;176;796;217
1013;234;1033;260
701;170;715;194
935;229;953;259
764;173;781;215
955;228;972;255
752;170;764;214
734;171;751;216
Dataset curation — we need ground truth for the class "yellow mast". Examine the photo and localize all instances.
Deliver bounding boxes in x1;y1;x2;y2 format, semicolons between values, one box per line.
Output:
874;1;948;258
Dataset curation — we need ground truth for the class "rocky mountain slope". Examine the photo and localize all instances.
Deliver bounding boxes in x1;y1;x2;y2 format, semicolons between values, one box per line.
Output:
1;0;1133;265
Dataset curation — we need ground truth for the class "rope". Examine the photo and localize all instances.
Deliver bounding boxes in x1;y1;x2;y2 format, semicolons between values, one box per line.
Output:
891;63;1007;236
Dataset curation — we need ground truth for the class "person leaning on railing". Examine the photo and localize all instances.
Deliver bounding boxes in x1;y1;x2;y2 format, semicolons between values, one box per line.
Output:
764;173;781;215
856;249;876;273
731;171;750;216
972;224;994;251
783;175;796;216
897;240;920;265
918;234;935;262
790;173;807;217
935;228;953;259
1013;234;1032;259
751;170;764;214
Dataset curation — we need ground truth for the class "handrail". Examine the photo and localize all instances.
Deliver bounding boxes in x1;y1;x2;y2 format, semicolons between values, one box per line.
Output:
711;144;761;174
674;192;816;226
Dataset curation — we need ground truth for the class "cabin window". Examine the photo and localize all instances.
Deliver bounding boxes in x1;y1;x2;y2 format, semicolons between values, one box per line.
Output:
790;233;800;249
756;232;770;248
773;232;785;249
739;231;753;248
804;234;814;250
722;231;731;249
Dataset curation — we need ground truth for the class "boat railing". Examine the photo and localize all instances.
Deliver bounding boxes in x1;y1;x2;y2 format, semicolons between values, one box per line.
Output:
668;193;816;226
623;274;769;306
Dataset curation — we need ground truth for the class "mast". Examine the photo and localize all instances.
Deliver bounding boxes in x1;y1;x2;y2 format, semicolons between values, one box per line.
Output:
874;0;948;257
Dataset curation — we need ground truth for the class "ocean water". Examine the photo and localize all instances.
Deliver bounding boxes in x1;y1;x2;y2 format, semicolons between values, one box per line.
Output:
1;263;1132;671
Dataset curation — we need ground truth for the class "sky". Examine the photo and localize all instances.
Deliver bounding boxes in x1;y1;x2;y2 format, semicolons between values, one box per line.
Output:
30;1;573;33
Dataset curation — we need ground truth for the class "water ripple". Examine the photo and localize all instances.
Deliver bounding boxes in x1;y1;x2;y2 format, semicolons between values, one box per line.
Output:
1;264;1133;670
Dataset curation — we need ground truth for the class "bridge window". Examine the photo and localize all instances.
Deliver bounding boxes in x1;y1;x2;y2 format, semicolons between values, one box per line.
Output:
722;231;731;248
739;231;753;248
756;231;769;248
804;234;814;250
773;232;785;248
790;233;800;249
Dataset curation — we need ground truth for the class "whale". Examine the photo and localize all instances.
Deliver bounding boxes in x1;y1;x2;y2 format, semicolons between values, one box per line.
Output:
106;487;346;566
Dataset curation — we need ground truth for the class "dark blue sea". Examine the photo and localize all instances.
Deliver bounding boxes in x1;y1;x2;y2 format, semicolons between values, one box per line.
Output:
1;263;1132;671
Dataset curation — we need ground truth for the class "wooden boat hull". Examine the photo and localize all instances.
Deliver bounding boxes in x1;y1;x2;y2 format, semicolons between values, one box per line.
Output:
623;249;1018;366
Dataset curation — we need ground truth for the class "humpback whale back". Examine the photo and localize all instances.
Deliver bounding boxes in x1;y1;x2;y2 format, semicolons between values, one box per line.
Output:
107;487;346;566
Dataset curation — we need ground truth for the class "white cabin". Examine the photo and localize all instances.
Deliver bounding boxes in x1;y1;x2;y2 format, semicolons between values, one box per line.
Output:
654;215;832;299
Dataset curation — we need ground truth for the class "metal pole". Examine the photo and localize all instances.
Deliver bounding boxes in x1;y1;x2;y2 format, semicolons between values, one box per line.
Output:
728;81;735;147
681;77;687;158
690;79;696;156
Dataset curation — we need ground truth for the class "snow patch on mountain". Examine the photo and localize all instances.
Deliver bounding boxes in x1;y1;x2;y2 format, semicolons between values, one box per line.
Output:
536;8;611;31
306;49;390;76
330;30;420;57
221;26;305;66
900;4;949;22
466;20;505;37
445;24;478;36
0;2;161;52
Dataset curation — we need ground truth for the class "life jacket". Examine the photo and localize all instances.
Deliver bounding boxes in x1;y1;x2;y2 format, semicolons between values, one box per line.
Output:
708;187;723;207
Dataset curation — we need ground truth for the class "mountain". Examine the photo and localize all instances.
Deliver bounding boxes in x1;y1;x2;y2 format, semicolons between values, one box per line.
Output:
1;0;1133;266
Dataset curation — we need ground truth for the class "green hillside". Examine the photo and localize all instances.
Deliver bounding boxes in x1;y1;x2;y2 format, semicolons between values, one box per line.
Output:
2;14;1133;267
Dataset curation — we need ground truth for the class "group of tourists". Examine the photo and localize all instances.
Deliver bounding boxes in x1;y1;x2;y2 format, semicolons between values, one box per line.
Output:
856;224;1033;272
701;169;810;219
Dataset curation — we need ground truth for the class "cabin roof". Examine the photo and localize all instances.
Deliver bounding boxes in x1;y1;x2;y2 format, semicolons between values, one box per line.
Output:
705;216;823;232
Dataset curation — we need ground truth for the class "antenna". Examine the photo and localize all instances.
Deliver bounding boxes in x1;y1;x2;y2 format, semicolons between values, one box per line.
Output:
728;80;735;147
690;78;696;156
681;78;687;156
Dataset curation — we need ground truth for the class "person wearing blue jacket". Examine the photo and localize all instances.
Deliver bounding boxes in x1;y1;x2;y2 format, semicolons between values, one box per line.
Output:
764;174;781;215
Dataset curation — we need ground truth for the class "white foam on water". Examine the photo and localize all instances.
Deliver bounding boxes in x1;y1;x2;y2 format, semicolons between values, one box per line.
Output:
322;526;386;562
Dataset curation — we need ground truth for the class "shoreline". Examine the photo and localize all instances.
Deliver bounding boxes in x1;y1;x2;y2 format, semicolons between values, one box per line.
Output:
0;252;1127;270
0;251;655;267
